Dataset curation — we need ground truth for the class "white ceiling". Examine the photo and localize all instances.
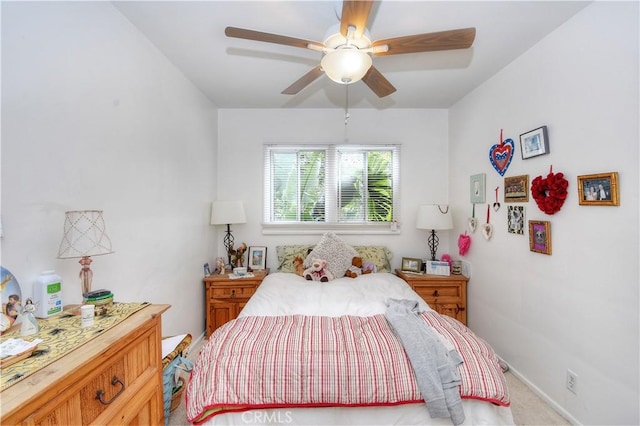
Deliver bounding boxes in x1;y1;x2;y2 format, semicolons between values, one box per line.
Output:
113;1;590;109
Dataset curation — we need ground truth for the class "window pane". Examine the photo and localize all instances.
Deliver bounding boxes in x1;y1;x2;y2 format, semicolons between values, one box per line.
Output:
338;151;365;221
366;150;393;222
270;150;325;222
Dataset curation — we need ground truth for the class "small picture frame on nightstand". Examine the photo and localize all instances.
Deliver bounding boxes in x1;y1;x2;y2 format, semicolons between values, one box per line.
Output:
401;257;422;273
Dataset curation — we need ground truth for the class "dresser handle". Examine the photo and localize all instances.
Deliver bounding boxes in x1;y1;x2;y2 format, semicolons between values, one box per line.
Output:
231;289;236;298
432;290;439;297
96;376;126;405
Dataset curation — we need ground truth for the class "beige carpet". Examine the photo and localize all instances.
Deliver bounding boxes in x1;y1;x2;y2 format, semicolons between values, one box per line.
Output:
169;339;569;426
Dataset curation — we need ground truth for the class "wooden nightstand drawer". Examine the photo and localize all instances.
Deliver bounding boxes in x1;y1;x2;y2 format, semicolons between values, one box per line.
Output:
211;285;257;299
414;285;461;300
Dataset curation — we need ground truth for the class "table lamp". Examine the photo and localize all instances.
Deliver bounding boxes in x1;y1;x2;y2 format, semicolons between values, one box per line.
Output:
58;210;113;296
416;204;453;261
210;201;246;267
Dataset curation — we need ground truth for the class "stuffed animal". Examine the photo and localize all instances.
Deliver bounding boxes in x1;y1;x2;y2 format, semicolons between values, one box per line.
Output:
362;261;377;274
345;257;363;278
293;256;305;276
303;258;334;282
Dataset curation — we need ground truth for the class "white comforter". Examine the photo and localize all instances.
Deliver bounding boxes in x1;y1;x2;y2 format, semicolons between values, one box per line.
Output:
239;272;432;317
198;272;514;426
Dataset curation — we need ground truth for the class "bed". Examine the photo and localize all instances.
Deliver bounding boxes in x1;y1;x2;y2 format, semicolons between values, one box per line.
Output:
186;238;514;425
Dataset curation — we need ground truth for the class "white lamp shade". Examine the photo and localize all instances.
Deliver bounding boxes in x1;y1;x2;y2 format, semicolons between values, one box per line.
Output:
210;201;246;225
321;49;372;84
416;205;453;230
58;210;114;258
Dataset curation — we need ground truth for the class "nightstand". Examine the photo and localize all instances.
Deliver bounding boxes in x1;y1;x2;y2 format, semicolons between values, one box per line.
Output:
203;269;269;337
395;269;468;325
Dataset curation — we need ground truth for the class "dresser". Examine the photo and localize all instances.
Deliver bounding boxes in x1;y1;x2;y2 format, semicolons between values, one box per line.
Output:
204;269;269;337
395;269;468;325
0;304;169;425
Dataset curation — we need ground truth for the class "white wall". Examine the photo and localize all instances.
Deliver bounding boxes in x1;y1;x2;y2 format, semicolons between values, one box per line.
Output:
449;3;639;424
1;2;218;338
216;108;453;268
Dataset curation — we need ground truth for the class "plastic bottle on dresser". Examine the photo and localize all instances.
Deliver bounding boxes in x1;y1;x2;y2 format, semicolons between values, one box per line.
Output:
33;270;63;318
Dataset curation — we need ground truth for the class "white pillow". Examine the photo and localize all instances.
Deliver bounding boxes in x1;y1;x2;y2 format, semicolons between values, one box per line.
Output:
305;232;357;279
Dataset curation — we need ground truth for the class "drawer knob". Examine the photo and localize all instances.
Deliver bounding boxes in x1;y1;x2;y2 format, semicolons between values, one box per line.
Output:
96;376;126;405
432;290;439;297
231;289;236;298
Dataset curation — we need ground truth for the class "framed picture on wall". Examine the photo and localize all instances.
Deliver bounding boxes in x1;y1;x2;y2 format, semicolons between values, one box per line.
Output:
529;220;551;255
248;246;267;270
577;172;619;206
519;126;549;159
470;173;486;203
507;205;525;235
504;175;529;203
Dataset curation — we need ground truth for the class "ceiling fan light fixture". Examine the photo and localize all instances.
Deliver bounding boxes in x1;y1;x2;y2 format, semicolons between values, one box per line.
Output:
321;49;372;84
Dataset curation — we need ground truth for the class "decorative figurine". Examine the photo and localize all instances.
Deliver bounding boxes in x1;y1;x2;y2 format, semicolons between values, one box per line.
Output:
20;298;40;336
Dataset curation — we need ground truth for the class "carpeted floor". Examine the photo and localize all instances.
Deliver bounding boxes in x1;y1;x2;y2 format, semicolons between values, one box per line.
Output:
169;339;570;425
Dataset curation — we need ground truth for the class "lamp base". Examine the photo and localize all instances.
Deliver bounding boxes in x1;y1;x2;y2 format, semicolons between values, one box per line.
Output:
79;256;94;295
427;229;439;261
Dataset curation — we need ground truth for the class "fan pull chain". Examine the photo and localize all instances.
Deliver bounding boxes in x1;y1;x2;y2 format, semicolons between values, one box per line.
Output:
344;85;350;126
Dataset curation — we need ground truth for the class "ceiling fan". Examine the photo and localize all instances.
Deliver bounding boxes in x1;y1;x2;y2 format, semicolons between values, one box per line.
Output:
225;0;476;98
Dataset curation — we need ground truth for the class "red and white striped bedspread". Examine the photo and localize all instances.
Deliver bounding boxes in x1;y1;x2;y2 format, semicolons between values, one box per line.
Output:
186;312;509;424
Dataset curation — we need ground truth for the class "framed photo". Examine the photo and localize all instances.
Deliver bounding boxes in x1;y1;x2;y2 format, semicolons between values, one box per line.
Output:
401;257;422;273
203;263;211;277
504;175;529;203
519;126;549;159
529;220;551;255
248;246;267;270
470;173;486;203
507;205;525;235
577;172;619;206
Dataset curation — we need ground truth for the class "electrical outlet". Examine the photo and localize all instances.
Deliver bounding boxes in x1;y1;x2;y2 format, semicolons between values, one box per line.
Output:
566;370;578;394
460;260;471;278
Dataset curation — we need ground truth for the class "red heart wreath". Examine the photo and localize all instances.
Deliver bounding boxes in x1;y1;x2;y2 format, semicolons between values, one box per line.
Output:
531;166;569;215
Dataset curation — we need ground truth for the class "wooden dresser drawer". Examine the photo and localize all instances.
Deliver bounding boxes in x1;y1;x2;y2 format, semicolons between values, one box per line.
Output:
80;355;127;423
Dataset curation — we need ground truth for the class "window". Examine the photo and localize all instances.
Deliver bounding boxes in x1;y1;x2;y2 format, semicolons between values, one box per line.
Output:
263;144;399;231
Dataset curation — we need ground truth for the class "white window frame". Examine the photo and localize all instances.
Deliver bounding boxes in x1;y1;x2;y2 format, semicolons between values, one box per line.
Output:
262;144;400;235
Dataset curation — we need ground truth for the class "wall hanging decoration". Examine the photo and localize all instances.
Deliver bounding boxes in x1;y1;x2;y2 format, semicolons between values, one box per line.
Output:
577;172;619;206
493;187;501;211
529;220;552;255
504;174;529;202
507;205;525;235
531;165;568;215
520;126;549;159
470;173;486;203
489;129;514;176
467;204;477;233
458;232;471;256
482;204;493;240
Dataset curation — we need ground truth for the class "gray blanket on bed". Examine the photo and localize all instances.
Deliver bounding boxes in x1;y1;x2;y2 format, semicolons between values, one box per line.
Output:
385;299;465;426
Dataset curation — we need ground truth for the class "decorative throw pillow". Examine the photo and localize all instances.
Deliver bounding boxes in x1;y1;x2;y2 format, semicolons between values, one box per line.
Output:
276;245;315;273
353;246;393;273
305;232;357;279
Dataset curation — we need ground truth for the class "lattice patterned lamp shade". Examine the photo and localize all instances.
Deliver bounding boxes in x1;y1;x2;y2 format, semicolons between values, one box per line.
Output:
58;210;113;295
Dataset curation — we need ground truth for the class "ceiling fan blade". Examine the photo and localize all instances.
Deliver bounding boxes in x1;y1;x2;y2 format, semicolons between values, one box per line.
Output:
225;26;323;50
340;0;374;39
362;66;396;98
372;27;476;56
282;65;324;95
